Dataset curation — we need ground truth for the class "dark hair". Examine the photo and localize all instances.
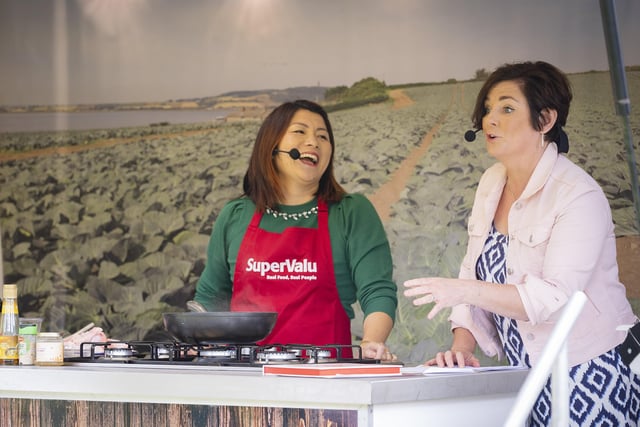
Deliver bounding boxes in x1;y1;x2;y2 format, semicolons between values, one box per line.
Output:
242;99;346;210
471;61;572;153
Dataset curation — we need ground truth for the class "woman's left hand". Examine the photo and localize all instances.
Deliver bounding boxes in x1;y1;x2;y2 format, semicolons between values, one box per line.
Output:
360;340;397;361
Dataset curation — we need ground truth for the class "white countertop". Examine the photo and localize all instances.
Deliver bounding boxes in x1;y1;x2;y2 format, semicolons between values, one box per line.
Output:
0;363;528;409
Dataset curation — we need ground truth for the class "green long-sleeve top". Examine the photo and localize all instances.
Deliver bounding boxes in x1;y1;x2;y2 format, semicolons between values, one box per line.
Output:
195;193;397;321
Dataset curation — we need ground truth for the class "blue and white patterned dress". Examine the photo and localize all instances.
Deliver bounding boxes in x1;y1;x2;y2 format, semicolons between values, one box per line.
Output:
475;224;640;426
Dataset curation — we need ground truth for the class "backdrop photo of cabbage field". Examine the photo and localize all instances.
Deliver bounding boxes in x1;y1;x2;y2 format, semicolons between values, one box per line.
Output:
0;71;638;365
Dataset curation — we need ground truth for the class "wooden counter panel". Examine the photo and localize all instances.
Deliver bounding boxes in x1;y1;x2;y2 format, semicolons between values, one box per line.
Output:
0;399;358;427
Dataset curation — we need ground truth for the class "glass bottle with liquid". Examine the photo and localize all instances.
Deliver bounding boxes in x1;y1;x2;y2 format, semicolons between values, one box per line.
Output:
0;284;20;365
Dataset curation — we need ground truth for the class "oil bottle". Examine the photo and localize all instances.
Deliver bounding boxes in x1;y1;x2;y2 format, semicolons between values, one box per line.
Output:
0;284;20;365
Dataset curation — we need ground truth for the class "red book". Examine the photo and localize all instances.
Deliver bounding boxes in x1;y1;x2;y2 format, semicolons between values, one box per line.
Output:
263;363;402;377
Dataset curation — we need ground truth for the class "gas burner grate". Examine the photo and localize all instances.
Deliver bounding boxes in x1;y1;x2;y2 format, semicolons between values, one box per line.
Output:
65;342;380;366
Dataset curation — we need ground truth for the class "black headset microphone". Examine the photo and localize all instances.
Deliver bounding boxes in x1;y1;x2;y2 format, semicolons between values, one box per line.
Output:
273;148;301;160
464;129;482;142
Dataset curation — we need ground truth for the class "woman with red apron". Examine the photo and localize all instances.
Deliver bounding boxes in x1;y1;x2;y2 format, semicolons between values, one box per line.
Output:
195;100;397;361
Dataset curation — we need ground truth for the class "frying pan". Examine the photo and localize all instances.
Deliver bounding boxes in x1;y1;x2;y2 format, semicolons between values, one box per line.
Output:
162;311;278;344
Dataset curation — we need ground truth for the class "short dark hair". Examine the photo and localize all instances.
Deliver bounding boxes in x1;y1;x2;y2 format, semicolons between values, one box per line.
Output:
242;100;346;210
471;61;572;153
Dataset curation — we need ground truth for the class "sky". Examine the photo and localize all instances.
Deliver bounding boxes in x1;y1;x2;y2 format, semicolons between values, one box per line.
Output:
1;0;639;106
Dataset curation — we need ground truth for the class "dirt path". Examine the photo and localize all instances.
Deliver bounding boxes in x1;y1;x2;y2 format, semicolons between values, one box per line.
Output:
368;88;451;221
388;89;415;109
618;235;640;298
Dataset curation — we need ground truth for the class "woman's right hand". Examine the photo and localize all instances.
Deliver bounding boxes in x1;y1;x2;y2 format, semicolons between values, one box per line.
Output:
425;349;480;368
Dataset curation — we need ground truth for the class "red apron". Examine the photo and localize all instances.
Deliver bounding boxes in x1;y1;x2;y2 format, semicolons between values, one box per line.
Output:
230;200;352;349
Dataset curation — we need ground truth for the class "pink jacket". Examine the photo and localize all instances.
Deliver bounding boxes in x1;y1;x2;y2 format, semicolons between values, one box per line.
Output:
450;143;636;367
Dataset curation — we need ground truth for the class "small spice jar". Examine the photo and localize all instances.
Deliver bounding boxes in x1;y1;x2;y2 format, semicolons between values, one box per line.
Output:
18;323;38;365
35;332;64;366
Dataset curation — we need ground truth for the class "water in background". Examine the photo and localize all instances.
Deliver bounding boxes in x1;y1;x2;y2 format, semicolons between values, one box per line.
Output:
0;109;232;133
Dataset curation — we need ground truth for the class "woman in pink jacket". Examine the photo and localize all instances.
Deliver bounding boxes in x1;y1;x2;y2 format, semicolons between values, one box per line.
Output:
404;61;639;426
